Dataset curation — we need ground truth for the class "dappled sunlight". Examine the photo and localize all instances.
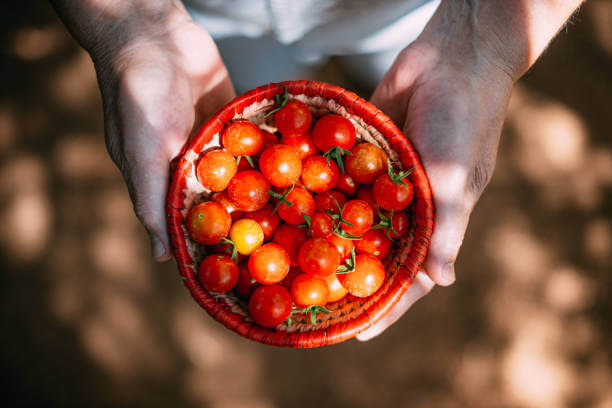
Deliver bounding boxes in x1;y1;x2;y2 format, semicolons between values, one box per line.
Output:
0;105;17;153
53;136;118;182
584;217;612;264
544;265;594;312
589;1;612;58
49;49;99;109
10;25;67;60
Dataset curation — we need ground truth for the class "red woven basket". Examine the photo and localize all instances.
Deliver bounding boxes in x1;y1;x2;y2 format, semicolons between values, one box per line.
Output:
166;80;433;347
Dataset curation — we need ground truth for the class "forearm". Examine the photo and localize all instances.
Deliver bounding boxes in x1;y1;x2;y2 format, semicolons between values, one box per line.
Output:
49;0;190;61
419;0;584;80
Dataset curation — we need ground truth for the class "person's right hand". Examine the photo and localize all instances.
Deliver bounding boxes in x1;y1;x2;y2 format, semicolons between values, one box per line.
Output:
91;7;235;261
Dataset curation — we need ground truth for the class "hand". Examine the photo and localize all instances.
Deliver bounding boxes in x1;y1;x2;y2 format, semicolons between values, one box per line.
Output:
92;13;235;261
357;39;514;340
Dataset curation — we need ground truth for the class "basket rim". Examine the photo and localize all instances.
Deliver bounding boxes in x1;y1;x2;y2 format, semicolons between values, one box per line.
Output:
166;80;434;348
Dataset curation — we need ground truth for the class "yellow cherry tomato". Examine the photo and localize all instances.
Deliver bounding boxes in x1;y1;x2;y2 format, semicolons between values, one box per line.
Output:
229;219;264;255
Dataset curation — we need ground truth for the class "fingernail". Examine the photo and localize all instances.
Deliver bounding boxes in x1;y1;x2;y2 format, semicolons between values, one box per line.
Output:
441;263;455;285
151;236;167;261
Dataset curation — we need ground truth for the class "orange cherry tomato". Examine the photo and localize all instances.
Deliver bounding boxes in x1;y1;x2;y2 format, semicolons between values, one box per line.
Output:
275;99;312;137
276;187;315;225
298;237;341;277
323;273;348;303
373;173;414;211
222;120;263;156
248;243;290;284
326;234;354;261
196;149;237;192
198;254;239;293
211;191;243;222
290;273;330;307
259;144;302;187
341;199;374;235
241;203;280;241
337;254;385;297
345;143;388;184
281;132;319;160
229;219;264;255
187;201;231;245
300;155;340;193
227;170;270;212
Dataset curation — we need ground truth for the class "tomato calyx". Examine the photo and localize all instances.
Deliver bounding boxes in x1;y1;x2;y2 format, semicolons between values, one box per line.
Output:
265;85;289;117
336;247;356;274
217;237;239;261
268;183;295;214
285;304;331;326
323;146;352;173
297;214;311;229
324;197;363;240
387;160;414;189
371;210;399;240
236;155;256;168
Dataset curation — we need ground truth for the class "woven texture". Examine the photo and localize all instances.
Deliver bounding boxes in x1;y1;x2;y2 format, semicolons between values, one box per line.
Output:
166;80;434;347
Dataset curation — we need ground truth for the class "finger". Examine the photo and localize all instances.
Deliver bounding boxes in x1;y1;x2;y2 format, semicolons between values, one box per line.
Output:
356;272;435;341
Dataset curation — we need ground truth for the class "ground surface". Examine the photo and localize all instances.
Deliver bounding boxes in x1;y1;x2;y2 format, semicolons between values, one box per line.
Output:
0;1;611;407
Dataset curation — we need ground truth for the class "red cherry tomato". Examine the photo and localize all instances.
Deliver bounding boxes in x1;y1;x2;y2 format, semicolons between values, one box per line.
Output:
312;114;356;152
290;273;330;307
309;212;334;238
391;211;410;239
277;187;315;225
249;285;292;328
356;186;380;218
235;262;260;299
259;144;302;187
337;254;385;297
273;224;308;266
210;242;246;263
342;199;374;235
187;201;231;245
327;234;354;261
335;173;358;196
373;173;414;211
280;132;319;160
260;130;279;153
198;254;239;293
323;273;348;302
275;100;312;137
300;155;340;193
345;143;388;184
196;149;237;192
222;120;263;156
355;229;392;259
314;190;347;213
248;243;290;284
211;191;243;222
227;170;270;212
241;203;280;241
298;237;341;276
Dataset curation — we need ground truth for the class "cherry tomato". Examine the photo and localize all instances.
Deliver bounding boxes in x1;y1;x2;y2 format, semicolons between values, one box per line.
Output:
355;229;392;259
275;99;312;137
229;219;264;255
260;130;279;153
337;254;385;297
210;242;246;263
314;190;347;213
356;186;380;218
235;262;260;299
248;243;290;284
335;173;358;196
327;234;354;261
273;224;308;266
309;212;334;238
241;204;280;241
222;120;263;156
312;114;356;152
259;144;302;187
227;170;270;212
277;187;315;225
390;211;410;239
345;143;388;184
298;237;341;276
249;285;292;328
300;155;340;193
290;273;330;307
323;273;348;302
280;266;301;290
373;173;414;211
187;201;231;245
342;199;374;235
198;254;239;293
281;132;319;160
196;149;237;192
211;191;243;222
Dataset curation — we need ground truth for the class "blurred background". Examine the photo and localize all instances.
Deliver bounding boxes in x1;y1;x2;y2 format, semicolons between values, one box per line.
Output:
1;1;611;407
